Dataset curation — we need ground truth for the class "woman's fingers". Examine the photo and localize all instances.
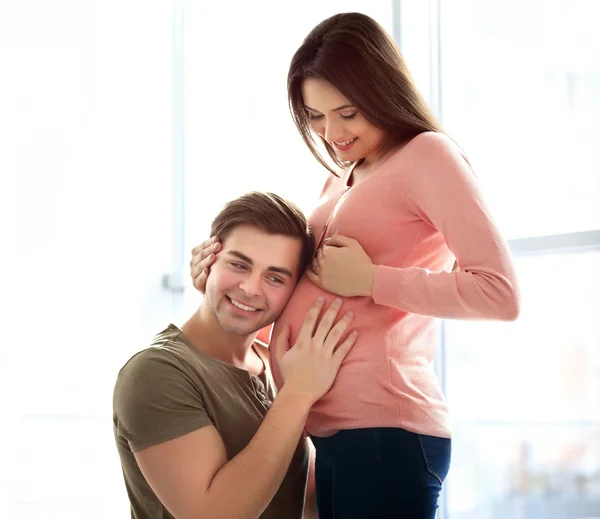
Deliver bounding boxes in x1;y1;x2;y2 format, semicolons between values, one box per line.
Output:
190;236;221;293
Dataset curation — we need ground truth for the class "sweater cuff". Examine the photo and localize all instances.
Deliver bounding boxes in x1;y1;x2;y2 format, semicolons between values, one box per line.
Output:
372;265;408;308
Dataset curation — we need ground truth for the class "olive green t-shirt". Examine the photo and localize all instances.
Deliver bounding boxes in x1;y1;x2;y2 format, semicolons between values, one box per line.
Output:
113;324;309;519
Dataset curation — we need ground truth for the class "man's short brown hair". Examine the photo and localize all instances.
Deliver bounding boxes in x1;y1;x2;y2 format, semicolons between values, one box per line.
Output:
210;192;315;278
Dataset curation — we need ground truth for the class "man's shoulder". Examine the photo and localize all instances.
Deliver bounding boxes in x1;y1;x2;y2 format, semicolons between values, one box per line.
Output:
115;325;203;396
113;326;215;451
118;325;187;371
150;323;185;346
113;327;209;422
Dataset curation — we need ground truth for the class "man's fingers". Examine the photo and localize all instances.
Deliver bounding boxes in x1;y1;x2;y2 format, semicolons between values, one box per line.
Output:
273;322;291;365
297;297;326;343
312;298;342;345
322;311;354;352
332;330;358;367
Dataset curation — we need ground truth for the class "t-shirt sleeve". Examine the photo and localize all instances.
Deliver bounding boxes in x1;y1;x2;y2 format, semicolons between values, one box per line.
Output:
113;347;213;452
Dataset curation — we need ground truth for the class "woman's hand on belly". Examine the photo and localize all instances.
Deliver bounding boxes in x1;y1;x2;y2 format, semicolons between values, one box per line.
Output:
306;234;376;297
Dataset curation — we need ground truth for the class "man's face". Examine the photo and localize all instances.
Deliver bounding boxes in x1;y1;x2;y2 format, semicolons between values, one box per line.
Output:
203;224;302;337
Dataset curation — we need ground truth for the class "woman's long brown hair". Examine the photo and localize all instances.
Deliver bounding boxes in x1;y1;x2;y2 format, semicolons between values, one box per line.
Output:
288;12;444;174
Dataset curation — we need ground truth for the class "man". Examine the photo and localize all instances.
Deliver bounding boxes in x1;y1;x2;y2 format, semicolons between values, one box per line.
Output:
113;192;357;519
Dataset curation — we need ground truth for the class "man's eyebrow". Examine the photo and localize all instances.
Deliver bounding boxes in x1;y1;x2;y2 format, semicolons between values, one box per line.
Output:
305;103;356;113
226;250;294;278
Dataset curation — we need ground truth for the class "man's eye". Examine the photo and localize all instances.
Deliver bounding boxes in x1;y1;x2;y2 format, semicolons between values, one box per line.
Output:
268;276;284;284
231;263;247;270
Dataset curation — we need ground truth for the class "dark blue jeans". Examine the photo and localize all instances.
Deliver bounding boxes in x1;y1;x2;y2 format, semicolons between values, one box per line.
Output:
311;428;451;519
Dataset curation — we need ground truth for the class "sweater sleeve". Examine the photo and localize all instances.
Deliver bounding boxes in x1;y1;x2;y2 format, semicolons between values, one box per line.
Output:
372;132;521;321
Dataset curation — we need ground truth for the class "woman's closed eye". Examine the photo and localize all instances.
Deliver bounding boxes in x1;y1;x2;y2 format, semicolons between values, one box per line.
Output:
307;112;357;121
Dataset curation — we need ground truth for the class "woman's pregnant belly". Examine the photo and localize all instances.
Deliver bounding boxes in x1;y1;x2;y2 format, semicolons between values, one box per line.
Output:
270;276;391;388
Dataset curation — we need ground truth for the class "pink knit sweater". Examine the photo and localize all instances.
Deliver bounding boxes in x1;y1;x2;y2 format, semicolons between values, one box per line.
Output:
270;131;520;438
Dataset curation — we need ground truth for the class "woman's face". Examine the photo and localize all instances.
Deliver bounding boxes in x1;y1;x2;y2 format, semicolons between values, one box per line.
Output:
302;77;389;166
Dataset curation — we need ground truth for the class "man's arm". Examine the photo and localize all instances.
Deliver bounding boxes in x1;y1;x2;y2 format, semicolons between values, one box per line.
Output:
135;387;311;519
135;297;355;519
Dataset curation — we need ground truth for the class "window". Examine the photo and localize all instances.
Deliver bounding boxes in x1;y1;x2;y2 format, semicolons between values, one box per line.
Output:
444;250;600;518
431;1;600;517
439;0;600;240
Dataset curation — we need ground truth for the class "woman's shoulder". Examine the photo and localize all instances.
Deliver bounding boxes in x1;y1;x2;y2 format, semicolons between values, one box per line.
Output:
387;132;471;174
402;131;462;156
